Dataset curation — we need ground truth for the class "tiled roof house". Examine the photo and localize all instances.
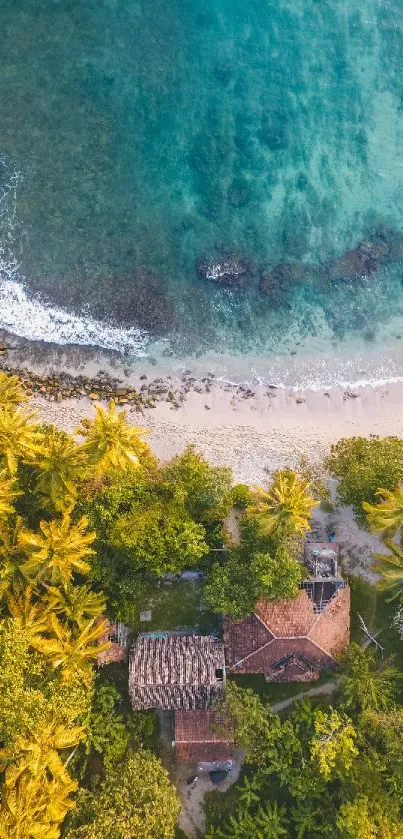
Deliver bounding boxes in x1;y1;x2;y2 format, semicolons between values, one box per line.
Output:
224;543;350;682
174;710;234;762
129;634;226;710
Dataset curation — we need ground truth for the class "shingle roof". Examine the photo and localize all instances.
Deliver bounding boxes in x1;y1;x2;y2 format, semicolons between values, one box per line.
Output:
224;585;350;680
129;635;226;710
174;710;234;762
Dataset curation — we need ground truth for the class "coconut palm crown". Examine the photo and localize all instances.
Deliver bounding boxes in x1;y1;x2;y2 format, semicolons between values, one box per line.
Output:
373;539;403;602
363;485;403;539
31;613;109;686
0;407;43;475
33;427;87;513
0;371;27;408
19;515;95;586
76;400;149;475
250;469;318;536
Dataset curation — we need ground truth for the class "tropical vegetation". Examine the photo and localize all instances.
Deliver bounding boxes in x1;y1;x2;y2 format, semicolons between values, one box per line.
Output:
2;373;403;837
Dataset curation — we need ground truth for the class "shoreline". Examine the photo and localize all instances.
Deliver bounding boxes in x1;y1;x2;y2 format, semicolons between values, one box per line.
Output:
1;330;403;486
27;375;403;486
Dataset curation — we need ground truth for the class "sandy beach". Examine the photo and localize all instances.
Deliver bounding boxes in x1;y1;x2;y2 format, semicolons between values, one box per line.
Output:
31;377;403;486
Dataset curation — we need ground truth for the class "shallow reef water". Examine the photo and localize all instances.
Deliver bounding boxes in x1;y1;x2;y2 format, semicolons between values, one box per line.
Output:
1;0;403;384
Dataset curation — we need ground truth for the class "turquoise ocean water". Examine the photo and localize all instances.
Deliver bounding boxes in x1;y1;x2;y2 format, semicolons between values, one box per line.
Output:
1;0;403;385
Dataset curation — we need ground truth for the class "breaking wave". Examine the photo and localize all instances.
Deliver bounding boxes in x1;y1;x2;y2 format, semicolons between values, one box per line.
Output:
0;157;149;355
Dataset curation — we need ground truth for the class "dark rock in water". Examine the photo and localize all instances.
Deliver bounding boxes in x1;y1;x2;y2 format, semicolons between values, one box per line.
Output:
327;227;401;282
260;262;307;305
328;241;386;281
197;258;249;288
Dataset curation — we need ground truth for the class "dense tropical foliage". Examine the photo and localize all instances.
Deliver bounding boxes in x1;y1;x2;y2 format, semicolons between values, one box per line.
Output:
2;373;403;837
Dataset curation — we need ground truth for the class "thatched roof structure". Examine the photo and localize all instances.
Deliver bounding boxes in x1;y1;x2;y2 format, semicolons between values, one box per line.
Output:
129;634;225;710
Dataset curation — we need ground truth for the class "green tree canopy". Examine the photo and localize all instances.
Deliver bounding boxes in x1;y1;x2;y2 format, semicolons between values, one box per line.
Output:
162;446;232;524
340;643;397;713
65;749;181;839
110;500;208;575
326;436;403;520
204;546;302;620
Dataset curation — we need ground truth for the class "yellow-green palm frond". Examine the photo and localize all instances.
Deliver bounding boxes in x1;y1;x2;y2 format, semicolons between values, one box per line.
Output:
6;585;50;638
250;470;317;536
77;400;150;475
374;539;403;602
31;613;109;685
363;486;403;538
0;516;28;594
0;717;84;788
0;407;43;474
0;371;27;408
33;428;87;513
0;469;21;518
0;772;76;839
45;583;106;630
19;515;95;586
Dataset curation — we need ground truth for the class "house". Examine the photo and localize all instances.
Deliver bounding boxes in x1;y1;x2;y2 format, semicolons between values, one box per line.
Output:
224;542;350;682
97;619;129;666
128;633;226;710
174;710;234;762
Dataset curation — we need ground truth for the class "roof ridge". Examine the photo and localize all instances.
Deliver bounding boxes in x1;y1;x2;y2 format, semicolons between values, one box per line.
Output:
231;636;276;669
254;610;279;637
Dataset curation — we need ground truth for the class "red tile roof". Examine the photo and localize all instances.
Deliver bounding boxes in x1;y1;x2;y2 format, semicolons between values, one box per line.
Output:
224;585;350;681
174;710;235;762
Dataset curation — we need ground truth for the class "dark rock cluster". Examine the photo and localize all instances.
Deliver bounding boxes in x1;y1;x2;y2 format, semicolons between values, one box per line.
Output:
197;225;403;305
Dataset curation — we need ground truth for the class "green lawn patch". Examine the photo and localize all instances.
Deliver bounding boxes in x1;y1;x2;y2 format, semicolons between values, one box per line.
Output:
134;578;220;634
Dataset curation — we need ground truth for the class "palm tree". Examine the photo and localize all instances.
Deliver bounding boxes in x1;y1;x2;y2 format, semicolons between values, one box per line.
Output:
31;613;109;685
6;586;50;640
250;470;317;536
0;516;28;596
254;802;289;838
45;583;106;630
373;540;403;602
0;407;43;474
0;469;21;518
18;515;95;586
77;400;150;474
341;643;397;712
364;486;403;539
33;428;87;513
0;371;27;408
0;718;84;788
0;773;77;839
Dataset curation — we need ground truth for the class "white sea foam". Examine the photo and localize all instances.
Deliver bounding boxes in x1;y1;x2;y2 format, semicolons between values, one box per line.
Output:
0;156;150;355
0;276;150;355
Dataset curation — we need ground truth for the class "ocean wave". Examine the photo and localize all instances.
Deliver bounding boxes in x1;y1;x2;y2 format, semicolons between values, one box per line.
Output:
0;156;150;356
0;277;150;355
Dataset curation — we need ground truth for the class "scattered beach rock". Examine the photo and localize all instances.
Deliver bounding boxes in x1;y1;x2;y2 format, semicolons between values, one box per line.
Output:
296;397;306;404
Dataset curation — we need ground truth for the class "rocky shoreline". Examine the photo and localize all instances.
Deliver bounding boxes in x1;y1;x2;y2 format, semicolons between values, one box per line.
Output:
0;359;261;413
